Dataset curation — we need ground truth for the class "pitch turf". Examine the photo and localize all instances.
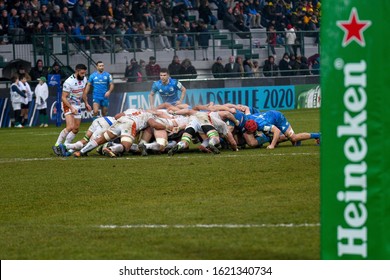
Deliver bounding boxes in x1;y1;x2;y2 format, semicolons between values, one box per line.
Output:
0;109;320;260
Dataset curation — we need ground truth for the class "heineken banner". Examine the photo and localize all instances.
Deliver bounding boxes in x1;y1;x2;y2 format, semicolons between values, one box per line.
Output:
321;2;390;259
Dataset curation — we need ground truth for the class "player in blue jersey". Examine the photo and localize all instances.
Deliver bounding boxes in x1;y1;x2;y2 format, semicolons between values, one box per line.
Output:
84;61;114;117
244;110;320;149
149;68;186;109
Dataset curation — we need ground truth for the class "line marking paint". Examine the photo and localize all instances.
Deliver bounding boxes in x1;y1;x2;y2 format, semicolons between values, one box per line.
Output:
99;223;320;229
0;152;319;164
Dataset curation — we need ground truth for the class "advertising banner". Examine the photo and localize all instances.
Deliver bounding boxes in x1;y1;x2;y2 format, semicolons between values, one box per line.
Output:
321;1;390;259
123;85;296;111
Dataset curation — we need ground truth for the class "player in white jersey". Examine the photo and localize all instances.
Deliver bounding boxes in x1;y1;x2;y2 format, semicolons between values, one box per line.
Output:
63;116;116;154
138;109;188;156
52;64;90;156
74;110;170;157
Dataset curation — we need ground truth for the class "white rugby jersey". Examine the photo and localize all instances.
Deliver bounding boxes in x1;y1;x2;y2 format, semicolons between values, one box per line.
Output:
209;112;229;136
125;111;154;131
62;74;88;106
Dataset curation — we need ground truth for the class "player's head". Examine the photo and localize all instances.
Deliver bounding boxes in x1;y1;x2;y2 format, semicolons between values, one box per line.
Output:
96;61;104;73
244;119;258;133
75;64;87;81
160;68;169;83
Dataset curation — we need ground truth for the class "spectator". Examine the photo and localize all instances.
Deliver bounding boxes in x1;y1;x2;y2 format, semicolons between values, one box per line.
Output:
289;54;299;76
92;21;110;53
168;55;181;79
19;10;34;42
29;59;48;81
171;15;182;48
72;23;90;51
72;0;88;26
50;5;63;26
113;4;128;28
298;56;310;76
235;55;244;77
145;56;161;80
135;22;152;51
105;20;124;52
38;4;50;23
39;18;51;35
161;0;173;27
197;19;210;61
177;20;193;49
279;52;293;76
152;20;173;51
285;23;296;56
243;57;254;77
61;6;75;33
179;58;197;79
123;0;134;24
138;0;155;30
223;7;240;33
89;0;111;28
34;76;49;127
171;2;188;23
263;55;279;77
49;61;67;82
139;59;147;81
124;58;143;82
311;57;320;75
198;0;217;30
9;8;25;42
266;24;277;57
0;10;9;44
10;75;25;128
211;56;225;78
224;55;241;78
252;60;261;77
18;74;32;126
123;23;137;51
84;19;96;52
16;66;31;81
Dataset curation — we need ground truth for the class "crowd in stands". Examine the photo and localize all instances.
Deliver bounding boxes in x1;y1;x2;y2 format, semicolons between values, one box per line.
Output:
1;0;321;79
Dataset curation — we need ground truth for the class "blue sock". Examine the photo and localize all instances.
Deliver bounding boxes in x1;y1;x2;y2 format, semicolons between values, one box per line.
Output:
310;133;320;139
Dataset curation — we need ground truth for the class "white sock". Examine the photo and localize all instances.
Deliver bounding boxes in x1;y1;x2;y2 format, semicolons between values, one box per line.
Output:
55;128;69;145
110;143;124;153
201;139;209;147
80;140;98;154
66;141;84;150
209;137;219;146
145;141;160;151
65;131;77;144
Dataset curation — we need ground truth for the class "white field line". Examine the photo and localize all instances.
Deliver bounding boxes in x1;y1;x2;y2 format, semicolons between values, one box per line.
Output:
99;223;320;229
0;152;319;164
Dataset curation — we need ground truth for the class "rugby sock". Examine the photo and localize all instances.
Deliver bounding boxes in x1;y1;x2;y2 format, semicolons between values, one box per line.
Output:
209;137;219;146
201;139;209;148
310;133;320;139
145;142;160;151
65;131;77;144
80;140;98;154
66;141;83;150
55;128;69;146
110;143;124;153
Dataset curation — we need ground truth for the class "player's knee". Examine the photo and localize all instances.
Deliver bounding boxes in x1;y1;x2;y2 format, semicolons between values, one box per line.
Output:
120;136;134;149
103;131;112;142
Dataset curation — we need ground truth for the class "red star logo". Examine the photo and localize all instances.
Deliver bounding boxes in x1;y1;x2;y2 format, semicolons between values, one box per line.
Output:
337;7;372;47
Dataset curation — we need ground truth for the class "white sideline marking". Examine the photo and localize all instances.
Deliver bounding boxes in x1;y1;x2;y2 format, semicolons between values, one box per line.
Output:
99;223;320;229
0;152;319;164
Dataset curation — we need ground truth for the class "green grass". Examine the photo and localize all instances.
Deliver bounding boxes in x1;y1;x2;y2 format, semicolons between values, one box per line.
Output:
0;109;320;260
